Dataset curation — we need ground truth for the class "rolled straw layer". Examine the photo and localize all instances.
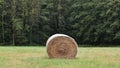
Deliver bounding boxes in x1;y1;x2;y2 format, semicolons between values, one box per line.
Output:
46;34;78;59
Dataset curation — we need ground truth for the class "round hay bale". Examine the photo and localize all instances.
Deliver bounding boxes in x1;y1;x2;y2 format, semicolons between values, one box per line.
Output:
46;34;78;59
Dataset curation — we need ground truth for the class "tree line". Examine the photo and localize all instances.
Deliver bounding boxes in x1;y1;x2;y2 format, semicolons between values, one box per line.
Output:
0;0;120;46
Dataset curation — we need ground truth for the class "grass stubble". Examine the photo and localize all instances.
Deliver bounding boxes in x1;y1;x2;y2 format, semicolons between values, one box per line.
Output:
0;47;120;68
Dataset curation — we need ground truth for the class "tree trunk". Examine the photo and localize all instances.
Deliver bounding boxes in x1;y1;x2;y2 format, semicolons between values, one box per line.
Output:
53;0;59;33
12;22;15;46
22;0;26;31
29;0;34;45
11;0;16;46
1;0;5;44
29;23;33;45
1;15;5;44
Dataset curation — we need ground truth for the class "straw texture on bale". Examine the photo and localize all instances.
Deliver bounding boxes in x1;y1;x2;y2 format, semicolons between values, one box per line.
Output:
46;34;78;59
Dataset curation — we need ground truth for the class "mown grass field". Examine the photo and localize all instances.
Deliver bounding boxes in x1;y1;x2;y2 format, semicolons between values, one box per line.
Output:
0;46;120;68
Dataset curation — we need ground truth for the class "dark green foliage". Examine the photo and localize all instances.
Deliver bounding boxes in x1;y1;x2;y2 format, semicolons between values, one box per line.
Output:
0;0;120;46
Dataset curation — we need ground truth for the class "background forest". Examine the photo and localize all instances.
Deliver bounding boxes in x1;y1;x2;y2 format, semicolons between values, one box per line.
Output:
0;0;120;46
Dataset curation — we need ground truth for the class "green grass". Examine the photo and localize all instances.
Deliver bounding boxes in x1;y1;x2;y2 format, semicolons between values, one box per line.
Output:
0;46;120;68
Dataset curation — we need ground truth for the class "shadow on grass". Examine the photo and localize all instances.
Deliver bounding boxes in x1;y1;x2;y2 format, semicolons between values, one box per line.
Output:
42;56;79;60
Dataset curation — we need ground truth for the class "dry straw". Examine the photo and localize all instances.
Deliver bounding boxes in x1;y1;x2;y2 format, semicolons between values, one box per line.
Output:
46;34;78;59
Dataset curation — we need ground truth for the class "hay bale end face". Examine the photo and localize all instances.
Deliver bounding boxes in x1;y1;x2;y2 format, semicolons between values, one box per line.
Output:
46;34;78;59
